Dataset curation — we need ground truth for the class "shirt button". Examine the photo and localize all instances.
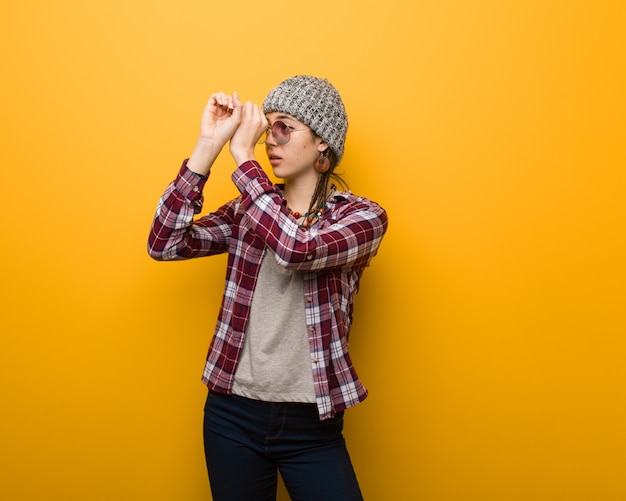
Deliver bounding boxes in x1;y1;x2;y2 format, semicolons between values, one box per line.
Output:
306;296;313;303
313;359;319;364
192;185;199;192
306;253;313;260
308;326;315;332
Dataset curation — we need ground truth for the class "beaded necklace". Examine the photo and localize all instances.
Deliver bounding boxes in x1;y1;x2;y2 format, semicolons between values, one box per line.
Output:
288;202;326;228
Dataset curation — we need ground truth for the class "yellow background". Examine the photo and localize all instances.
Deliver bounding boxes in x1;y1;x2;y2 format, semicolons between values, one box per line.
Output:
2;1;625;499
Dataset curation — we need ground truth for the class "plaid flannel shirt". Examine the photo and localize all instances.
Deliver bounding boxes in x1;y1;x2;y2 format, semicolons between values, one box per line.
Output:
148;159;388;420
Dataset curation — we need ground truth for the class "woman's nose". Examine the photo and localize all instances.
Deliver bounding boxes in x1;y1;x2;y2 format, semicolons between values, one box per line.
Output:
264;128;278;147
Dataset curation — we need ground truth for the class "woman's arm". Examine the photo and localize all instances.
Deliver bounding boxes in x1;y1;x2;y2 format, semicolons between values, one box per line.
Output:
186;92;243;176
148;160;243;260
232;161;388;272
147;92;244;260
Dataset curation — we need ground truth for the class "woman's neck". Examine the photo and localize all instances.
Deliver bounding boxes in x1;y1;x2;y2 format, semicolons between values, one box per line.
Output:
283;178;318;214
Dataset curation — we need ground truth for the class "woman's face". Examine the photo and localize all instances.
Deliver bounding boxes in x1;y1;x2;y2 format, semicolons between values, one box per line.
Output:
264;112;326;182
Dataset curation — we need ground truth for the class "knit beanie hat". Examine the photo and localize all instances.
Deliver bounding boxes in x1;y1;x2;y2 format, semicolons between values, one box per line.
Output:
262;75;348;163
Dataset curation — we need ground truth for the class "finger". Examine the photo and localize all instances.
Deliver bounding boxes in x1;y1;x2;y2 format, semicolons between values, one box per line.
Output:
214;92;237;115
227;90;240;112
250;102;263;122
239;101;253;121
207;94;223;116
229;92;243;119
254;104;267;124
228;91;240;113
247;103;266;128
210;92;224;107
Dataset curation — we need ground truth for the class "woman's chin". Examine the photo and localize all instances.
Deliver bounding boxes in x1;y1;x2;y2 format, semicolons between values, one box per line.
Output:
270;165;288;179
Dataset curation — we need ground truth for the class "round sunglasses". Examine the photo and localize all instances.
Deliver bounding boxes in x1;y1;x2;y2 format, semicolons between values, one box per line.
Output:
259;121;308;145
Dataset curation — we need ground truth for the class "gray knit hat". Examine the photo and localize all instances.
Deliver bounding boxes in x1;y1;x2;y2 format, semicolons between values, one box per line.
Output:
262;75;348;162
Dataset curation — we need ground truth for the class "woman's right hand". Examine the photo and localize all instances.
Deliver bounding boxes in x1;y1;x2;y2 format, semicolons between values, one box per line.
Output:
199;92;243;144
229;100;268;166
186;92;243;176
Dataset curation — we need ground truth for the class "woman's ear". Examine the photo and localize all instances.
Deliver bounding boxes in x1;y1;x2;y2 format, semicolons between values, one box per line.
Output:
317;141;329;153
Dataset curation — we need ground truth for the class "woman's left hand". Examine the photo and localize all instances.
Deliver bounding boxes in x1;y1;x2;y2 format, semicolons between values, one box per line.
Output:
229;101;268;166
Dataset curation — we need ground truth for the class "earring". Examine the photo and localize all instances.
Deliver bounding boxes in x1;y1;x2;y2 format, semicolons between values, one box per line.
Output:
314;151;330;173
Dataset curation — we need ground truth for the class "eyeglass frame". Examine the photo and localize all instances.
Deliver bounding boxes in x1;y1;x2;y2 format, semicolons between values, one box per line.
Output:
258;120;309;145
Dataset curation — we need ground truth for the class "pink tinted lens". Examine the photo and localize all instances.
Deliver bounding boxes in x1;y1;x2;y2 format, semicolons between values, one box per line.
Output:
272;121;291;144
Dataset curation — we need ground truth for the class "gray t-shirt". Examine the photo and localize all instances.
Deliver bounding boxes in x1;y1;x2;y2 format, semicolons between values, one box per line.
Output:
232;250;316;403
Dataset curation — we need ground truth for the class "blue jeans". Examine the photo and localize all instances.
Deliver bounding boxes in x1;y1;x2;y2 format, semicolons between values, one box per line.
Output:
203;391;364;501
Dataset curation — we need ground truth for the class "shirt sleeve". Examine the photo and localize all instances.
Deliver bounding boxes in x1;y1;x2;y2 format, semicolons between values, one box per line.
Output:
232;160;388;272
147;159;238;260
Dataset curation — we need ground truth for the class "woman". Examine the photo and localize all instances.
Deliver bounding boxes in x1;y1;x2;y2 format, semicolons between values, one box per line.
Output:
148;75;388;500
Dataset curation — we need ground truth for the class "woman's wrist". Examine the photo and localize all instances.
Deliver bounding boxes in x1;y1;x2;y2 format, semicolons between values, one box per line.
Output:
230;148;256;167
187;136;226;176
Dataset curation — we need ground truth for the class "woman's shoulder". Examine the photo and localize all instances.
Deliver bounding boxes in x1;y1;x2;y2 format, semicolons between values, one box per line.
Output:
324;189;388;232
329;188;386;212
